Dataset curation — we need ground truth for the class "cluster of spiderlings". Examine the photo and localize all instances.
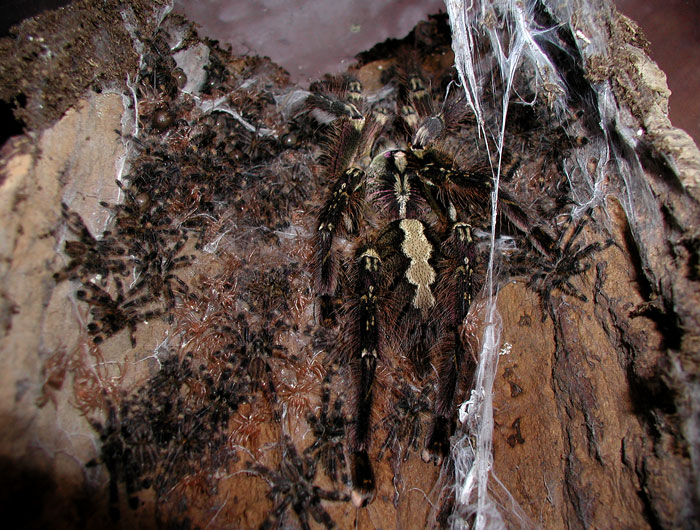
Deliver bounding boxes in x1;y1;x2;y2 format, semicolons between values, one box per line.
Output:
45;14;337;526
52;16;323;348
86;269;314;523
89;349;249;521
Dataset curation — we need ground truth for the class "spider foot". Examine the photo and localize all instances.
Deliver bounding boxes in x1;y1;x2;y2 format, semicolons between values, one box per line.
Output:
422;415;450;465
350;450;375;507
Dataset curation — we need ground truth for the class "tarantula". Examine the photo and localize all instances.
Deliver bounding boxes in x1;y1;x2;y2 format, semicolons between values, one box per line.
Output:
376;382;432;463
304;373;347;485
230;318;288;406
89;402;146;521
77;277;162;347
308;68;569;506
250;435;349;530
53;202;128;283
129;231;194;317
525;218;612;320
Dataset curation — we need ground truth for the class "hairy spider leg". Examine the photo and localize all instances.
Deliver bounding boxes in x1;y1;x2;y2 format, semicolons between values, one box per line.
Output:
347;245;381;508
305;372;348;484
311;80;388;321
347;218;439;506
424;222;477;464
313;167;366;298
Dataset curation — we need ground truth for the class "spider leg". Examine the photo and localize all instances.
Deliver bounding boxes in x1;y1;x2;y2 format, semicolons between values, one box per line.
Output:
336;446;349;486
348;217;440;503
127;308;162;347
170;232;189;256
313;167;366;297
323;447;336;484
307;499;337;530
127;321;137;348
312;84;388;321
425;222;477;464
406;410;422;461
346;245;382;507
61;202;96;242
122;292;155;309
259;495;292;530
376;418;396;462
315;486;351;503
306;92;363;123
294;504;312;530
304;417;322;454
319;372;331;422
424;336;460;465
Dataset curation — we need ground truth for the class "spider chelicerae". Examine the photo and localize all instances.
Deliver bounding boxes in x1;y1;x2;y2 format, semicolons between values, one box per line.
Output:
306;64;593;506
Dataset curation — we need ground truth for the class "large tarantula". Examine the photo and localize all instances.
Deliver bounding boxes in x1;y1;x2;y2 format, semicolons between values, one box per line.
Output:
308;67;572;506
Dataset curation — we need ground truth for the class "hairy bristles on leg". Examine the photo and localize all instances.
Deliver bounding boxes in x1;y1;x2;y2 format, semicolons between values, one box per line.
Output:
340;243;385;507
394;57;434;120
312;167;366;297
319;120;365;178
422;222;478;464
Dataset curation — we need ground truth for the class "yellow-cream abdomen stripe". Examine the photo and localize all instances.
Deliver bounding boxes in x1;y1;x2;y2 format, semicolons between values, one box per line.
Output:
399;219;436;311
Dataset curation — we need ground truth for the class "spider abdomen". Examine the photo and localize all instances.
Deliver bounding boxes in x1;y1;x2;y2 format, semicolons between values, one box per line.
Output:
399;218;437;314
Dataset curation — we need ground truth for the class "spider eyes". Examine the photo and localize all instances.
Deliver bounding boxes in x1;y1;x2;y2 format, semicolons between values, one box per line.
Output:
280;132;298;148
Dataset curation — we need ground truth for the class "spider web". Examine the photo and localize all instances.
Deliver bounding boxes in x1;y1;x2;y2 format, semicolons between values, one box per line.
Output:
444;2;557;527
443;1;564;525
442;0;659;527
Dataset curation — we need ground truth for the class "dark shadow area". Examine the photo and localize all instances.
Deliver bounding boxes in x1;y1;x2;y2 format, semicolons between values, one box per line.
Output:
0;0;72;36
0;453;114;530
0;98;26;148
